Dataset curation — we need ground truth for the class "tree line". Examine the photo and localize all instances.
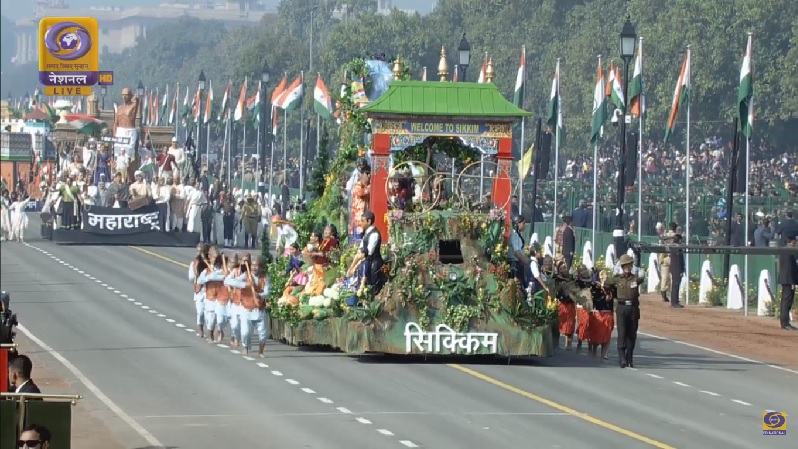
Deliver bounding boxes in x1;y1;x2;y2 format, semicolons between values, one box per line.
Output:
4;0;797;150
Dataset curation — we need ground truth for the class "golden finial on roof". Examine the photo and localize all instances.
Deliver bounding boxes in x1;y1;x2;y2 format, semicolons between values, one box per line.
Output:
485;57;495;83
392;58;403;80
437;46;449;81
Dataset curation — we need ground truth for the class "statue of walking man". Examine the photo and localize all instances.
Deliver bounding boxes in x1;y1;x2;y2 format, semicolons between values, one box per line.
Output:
113;87;140;180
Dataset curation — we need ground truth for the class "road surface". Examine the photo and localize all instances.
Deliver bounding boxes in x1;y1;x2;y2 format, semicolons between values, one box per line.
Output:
1;230;795;448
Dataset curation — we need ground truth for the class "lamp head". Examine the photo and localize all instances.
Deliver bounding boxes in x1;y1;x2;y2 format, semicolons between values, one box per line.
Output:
457;32;471;67
100;86;107;96
198;70;206;91
261;61;270;83
136;80;144;96
620;16;637;60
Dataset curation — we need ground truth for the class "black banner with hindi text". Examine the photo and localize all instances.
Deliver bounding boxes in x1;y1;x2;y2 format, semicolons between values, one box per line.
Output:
81;204;161;235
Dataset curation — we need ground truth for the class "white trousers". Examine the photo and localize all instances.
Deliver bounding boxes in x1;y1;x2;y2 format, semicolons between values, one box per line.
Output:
240;310;268;350
229;304;242;343
204;300;217;331
194;293;205;326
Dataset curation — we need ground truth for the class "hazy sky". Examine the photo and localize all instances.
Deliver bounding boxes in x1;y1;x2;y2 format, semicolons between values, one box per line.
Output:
1;0;434;20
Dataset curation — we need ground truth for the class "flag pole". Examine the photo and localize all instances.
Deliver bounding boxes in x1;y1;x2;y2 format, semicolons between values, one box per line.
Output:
552;59;561;245
685;45;692;307
743;32;753;317
226;108;231;187
592;54;602;265
268;106;275;203
518;46;527;215
241;118;247;190
637;37;644;242
299;71;305;199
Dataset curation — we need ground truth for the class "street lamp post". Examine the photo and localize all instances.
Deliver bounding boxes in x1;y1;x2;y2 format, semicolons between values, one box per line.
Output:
457;33;471;81
614;16;637;259
197;70;206;175
260;61;272;198
100;86;107;110
135;80;145;165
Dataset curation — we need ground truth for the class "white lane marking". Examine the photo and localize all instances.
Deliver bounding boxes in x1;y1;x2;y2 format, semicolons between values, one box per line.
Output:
134;302;142;306
301;388;316;394
256;363;269;368
127;298;135;302
356;417;372;424
399;441;419;448
286;379;299;385
101;283;108;287
699;390;721;397
94;279;102;283
271;371;283;377
113;290;121;294
639;330;798;376
673;381;691;387
627;367;638;371
77;270;84;274
175;323;186;328
318;397;333;404
731;399;753;406
217;344;229;348
17;325;162;446
88;276;96;280
646;373;663;379
166;319;176;323
141;306;150;310
184;328;194;332
230;349;240;354
157;314;166;318
336;407;352;414
120;294;128;298
377;429;394;436
243;356;255;361
148;310;157;314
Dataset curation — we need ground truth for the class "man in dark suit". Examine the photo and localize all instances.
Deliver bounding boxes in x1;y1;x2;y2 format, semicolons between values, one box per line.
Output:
730;213;746;246
669;234;686;308
8;354;41;396
777;237;798;330
775;211;798;246
560;216;576;270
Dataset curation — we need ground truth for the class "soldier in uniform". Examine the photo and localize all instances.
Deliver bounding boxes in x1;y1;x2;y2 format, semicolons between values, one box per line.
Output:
604;253;644;368
241;195;261;249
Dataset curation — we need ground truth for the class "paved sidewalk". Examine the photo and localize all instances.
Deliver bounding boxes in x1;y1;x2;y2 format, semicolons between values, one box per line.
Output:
13;334;127;449
640;293;798;371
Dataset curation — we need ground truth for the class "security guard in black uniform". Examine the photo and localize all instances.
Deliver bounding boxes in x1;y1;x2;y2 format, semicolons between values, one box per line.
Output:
604;253;644;368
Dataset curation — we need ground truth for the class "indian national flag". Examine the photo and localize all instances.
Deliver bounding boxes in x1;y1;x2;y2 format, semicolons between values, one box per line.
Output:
629;38;645;119
276;74;304;112
313;74;334;120
192;88;201;123
142;93;149;126
546;60;562;140
738;34;754;138
233;78;248;122
664;49;691;143
608;61;625;110
513;47;526;108
169;83;179;125
218;81;231;122
181;87;190;124
590;57;607;144
246;84;259;124
204;80;214;125
477;53;488;83
160;85;169;126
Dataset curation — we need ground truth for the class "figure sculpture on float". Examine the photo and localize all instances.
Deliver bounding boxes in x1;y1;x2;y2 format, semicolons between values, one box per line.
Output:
112;88;140;178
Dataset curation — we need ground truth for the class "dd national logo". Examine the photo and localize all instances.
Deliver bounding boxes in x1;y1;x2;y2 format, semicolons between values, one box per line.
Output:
762;411;786;436
38;17;99;97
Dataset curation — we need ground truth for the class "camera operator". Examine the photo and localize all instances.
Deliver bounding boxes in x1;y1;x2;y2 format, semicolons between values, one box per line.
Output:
0;291;19;351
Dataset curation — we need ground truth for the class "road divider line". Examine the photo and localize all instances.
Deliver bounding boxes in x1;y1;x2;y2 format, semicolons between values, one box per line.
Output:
337;407;352;414
17;325;163;447
731;399;752;406
447;364;677;449
377;429;394;436
301;388;316;394
699;390;720;397
356;417;372;424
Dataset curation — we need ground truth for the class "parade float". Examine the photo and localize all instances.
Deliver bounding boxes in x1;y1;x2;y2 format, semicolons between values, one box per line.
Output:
266;52;559;357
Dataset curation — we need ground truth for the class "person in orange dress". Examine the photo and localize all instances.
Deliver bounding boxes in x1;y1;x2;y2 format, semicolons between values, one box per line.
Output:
555;260;577;349
588;270;615;359
349;171;370;240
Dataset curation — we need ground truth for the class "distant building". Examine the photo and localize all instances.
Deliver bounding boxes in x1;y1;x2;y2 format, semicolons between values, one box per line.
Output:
12;1;275;65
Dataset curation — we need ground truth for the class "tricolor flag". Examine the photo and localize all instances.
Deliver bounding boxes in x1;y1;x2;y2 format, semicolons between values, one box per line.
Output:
204;80;214;125
477;53;488;83
271;76;287;108
590;56;607;144
513;47;526;107
233;77;248;122
738;34;754;138
160;85;169;126
142;92;149;126
169;83;179;125
608;61;625;111
547;60;562;140
181;87;190;124
664;48;691;143
276;74;304;112
246;84;259;124
629;38;645;120
218;81;232;122
192;87;201;123
313;74;334;120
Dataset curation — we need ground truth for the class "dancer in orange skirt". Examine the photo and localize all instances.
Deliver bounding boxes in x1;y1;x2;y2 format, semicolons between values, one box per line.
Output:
576;304;591;350
588;273;615;359
554;259;577;349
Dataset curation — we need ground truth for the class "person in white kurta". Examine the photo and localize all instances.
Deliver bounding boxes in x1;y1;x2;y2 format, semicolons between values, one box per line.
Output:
170;178;186;231
8;193;30;242
153;178;172;231
1;193;11;241
185;183;207;233
273;219;298;255
167;139;187;179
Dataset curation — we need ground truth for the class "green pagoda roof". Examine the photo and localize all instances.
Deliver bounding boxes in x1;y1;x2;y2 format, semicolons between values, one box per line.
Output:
361;80;531;119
